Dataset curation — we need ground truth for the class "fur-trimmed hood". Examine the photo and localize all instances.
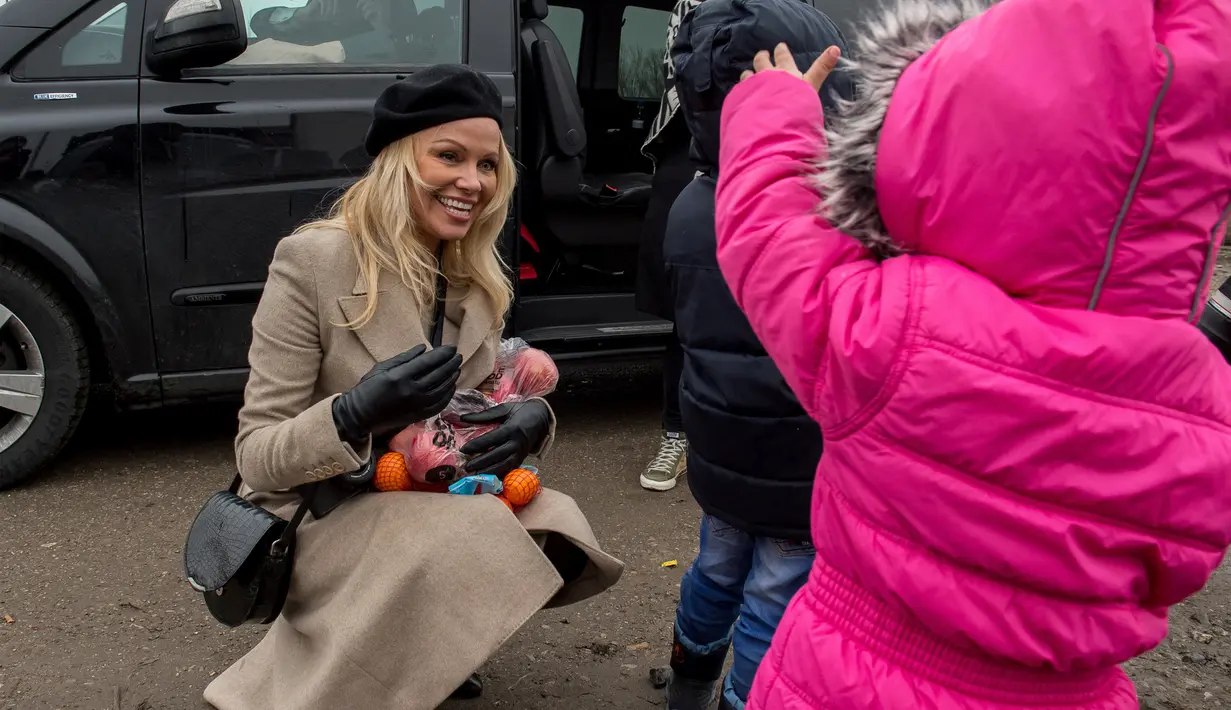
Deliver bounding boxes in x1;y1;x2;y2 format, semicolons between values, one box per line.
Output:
819;0;995;260
818;0;1230;320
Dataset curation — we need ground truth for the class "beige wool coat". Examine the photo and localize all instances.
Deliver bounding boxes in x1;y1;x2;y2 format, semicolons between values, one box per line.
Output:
203;227;624;710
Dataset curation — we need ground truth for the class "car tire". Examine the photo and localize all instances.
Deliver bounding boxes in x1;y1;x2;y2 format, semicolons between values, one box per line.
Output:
0;256;90;489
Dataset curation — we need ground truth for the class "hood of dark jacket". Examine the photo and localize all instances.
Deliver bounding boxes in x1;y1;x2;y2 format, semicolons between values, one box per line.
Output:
671;0;855;171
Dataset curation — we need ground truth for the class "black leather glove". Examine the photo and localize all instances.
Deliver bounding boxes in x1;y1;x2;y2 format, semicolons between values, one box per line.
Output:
458;399;552;478
332;344;462;446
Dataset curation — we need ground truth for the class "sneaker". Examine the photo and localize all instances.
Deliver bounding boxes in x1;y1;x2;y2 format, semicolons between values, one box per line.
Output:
640;433;688;491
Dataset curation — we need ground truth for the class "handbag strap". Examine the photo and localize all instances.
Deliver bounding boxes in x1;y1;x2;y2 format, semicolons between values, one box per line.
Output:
223;470;314;557
271;497;310;557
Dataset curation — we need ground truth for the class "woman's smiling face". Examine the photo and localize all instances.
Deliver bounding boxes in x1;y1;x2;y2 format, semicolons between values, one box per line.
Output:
411;117;503;242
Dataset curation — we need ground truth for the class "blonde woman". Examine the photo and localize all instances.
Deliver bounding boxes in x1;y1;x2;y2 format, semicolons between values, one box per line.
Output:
203;64;623;710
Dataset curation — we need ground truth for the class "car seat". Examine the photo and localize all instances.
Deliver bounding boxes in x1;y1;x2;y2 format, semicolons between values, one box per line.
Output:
519;0;653;248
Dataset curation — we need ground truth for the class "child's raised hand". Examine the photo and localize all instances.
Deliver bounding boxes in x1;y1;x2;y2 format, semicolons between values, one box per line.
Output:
740;42;841;93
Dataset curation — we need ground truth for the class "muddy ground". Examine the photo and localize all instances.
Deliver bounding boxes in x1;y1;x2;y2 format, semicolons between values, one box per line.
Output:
5;249;1231;710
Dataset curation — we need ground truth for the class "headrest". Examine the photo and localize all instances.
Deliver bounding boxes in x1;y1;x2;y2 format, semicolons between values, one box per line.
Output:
522;0;549;21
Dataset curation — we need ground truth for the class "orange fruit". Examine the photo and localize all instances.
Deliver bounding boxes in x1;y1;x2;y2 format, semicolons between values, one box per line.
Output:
373;452;411;492
502;468;542;507
495;494;516;513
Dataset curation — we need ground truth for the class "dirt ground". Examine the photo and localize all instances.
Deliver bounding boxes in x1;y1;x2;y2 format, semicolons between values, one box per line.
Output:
6;255;1231;710
1212;248;1231;302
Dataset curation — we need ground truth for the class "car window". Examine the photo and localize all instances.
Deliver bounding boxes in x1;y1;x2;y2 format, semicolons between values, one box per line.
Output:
62;2;127;66
618;5;667;100
223;0;462;70
542;5;582;80
61;2;128;66
94;2;129;29
240;0;312;33
15;0;136;80
815;0;871;38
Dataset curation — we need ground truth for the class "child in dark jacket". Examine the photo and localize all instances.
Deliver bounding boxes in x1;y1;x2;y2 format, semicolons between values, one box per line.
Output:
656;1;854;708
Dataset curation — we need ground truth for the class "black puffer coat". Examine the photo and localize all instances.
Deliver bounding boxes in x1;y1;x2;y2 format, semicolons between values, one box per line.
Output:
663;0;854;541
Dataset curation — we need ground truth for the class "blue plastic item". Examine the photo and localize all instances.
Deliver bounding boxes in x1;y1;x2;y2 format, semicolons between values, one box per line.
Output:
448;474;504;496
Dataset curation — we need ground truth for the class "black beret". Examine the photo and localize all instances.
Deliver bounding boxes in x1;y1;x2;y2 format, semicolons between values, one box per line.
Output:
364;64;504;157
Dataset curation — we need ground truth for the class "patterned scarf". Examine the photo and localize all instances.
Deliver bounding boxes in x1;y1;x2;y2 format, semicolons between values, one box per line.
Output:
640;0;706;165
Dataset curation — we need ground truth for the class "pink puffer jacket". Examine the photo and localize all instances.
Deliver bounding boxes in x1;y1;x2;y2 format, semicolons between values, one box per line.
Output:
713;0;1231;707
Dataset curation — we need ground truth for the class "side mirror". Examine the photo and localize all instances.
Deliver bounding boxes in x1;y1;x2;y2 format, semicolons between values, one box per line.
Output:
145;0;247;76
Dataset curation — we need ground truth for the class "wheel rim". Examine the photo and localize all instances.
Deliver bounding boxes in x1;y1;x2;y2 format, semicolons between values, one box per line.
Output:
0;302;45;453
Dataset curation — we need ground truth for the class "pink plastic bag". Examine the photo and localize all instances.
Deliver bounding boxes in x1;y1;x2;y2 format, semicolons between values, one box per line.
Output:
388;416;495;485
483;338;560;403
389;339;559;485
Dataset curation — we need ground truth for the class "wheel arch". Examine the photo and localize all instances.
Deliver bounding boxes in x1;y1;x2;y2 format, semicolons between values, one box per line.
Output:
0;199;123;387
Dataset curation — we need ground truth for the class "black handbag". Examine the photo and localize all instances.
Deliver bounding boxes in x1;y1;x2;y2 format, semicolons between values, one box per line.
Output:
182;244;451;628
183;474;313;627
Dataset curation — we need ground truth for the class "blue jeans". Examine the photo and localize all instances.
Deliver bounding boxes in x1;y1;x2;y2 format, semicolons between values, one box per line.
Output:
675;515;815;709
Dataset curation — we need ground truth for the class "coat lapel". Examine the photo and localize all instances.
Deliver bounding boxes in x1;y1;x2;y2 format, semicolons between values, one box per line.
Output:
337;268;426;364
337;266;495;374
447;280;497;369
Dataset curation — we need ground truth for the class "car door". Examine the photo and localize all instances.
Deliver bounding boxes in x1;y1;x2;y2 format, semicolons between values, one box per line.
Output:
578;0;668;178
0;0;159;391
138;0;515;400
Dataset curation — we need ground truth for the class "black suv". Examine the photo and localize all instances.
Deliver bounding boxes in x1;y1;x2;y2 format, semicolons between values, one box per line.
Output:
0;0;869;486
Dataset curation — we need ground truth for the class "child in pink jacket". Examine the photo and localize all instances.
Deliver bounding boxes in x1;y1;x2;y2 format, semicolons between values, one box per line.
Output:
713;0;1231;708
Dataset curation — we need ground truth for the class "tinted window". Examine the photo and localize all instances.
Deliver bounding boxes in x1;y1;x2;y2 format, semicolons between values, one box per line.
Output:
16;0;136;80
64;3;127;65
224;0;462;69
814;0;872;38
543;5;582;79
618;5;667;100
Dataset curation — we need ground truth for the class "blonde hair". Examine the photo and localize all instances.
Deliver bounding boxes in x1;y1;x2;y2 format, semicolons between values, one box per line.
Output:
297;130;517;332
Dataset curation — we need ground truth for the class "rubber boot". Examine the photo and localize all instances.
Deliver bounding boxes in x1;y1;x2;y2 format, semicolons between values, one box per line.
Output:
449;674;483;699
665;626;729;710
